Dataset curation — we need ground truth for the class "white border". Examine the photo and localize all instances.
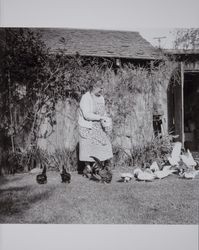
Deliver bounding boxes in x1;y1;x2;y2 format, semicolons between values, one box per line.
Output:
0;225;198;250
0;1;198;250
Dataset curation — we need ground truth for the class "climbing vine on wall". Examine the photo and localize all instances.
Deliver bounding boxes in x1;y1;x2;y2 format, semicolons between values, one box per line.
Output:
0;28;178;173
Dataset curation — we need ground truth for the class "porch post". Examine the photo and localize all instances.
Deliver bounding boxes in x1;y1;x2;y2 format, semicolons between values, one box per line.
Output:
180;62;185;147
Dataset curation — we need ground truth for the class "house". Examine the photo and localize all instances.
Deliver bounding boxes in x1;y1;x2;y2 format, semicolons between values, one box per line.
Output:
38;28;161;67
165;49;199;150
35;28;165;152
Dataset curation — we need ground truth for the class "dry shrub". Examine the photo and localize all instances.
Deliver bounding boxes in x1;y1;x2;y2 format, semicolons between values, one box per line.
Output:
38;58;177;170
113;133;173;168
37;148;77;172
3;54;179;174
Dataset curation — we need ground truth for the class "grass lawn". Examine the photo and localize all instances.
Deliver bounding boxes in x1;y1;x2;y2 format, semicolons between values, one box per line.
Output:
0;168;198;224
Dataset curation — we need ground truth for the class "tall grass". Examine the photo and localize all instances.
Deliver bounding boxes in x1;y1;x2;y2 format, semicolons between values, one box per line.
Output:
1;56;179;174
113;134;173;168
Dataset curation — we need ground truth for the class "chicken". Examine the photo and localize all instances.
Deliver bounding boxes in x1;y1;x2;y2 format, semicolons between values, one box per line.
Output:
171;142;182;161
30;167;42;174
167;156;179;166
180;169;199;179
98;168;112;183
195;160;199;170
162;165;172;171
154;169;177;179
82;166;92;178
168;142;182;166
180;150;197;167
121;173;133;182
90;156;112;183
133;168;155;181
150;161;160;172
60;165;71;183
36;164;47;184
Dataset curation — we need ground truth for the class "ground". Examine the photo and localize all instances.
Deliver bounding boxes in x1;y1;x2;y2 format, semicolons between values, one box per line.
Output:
0;169;198;224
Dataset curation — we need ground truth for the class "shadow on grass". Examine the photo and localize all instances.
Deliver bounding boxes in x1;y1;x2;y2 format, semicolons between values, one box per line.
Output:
0;175;23;187
0;184;52;223
89;175;101;182
116;179;125;183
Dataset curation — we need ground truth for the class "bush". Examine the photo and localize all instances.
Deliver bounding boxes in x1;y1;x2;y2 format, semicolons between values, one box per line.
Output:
48;148;77;172
113;133;173;168
31;147;77;172
0;28;179;175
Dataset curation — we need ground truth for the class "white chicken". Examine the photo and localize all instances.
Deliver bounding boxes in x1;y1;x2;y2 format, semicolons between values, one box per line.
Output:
154;169;177;179
168;156;179;166
180;149;197;167
162;165;172;171
133;168;155;182
30;167;42;174
121;173;133;182
180;170;199;179
167;142;182;166
150;161;160;172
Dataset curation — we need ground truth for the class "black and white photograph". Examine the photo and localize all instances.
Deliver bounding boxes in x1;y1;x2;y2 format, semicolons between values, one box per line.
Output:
0;1;198;248
0;25;198;224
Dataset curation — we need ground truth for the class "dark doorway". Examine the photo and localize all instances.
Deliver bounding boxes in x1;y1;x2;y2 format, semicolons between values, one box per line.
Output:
167;74;183;142
184;72;199;150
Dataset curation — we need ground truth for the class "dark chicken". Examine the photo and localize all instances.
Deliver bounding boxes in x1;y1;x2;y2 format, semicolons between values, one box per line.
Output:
36;164;47;184
90;156;112;183
60;165;71;183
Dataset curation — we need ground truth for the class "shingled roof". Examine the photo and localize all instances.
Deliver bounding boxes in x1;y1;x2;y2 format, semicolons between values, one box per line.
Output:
164;49;199;55
37;28;160;60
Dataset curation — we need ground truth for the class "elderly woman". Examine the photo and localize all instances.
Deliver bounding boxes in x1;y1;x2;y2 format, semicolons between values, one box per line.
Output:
78;80;113;173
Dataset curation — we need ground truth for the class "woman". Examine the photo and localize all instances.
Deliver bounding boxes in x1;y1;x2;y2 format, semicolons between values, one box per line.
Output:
78;80;113;173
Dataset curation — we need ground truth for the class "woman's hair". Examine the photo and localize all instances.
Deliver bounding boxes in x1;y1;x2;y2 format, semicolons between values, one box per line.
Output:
88;78;102;92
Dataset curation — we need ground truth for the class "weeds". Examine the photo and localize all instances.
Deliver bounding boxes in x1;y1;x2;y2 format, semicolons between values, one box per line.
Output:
0;33;179;175
113;133;173;168
48;148;77;172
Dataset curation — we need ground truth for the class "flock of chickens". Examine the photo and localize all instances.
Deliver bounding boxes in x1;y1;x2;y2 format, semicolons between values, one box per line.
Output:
35;164;71;184
32;155;112;185
121;142;199;182
32;142;199;185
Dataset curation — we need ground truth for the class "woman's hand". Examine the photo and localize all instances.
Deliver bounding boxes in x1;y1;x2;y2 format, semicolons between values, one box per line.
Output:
100;116;108;121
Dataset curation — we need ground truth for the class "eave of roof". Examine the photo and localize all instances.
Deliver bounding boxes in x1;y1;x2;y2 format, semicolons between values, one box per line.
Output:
164;49;199;55
37;27;162;60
